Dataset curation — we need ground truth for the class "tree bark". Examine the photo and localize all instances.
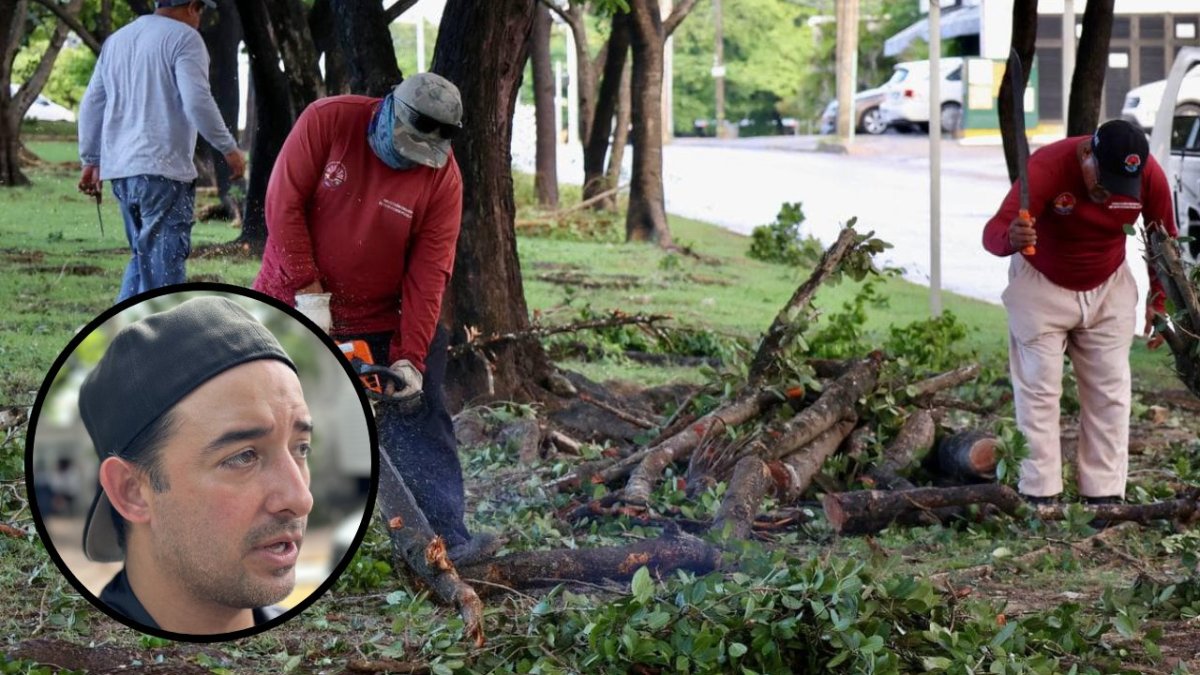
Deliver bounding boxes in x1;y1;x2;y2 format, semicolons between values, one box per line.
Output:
863;409;936;490
264;0;323;109
530;2;558;208
234;0;296;248
198;0;243;214
998;0;1037;184
309;0;348;95
458;527;719;596
623;388;786;504
332;0;402;97
771;418;857;502
625;0;672;245
711;456;771;540
905;363;982;400
936;430;999;483
747;226;861;385
378;449;485;646
582;11;630;205
825;484;1200;535
433;0;555;410
605;60;631;209
1066;0;1114;137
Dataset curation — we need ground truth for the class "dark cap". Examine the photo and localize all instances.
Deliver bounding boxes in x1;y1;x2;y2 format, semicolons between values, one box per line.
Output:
157;0;217;8
1091;119;1149;200
80;296;295;562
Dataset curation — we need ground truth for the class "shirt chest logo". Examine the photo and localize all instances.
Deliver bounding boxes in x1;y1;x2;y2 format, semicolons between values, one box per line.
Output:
322;161;347;188
1108;200;1142;210
1053;192;1076;215
380;198;413;219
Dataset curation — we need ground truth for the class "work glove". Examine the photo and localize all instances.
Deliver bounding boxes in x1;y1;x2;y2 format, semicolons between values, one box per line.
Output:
388;357;427;398
294;292;332;333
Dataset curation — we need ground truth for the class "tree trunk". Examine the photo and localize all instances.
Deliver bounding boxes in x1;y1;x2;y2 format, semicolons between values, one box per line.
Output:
530;2;558;208
936;430;999;483
433;0;555;410
863;409;936;490
771;418;857;502
234;0;296;248
998;0;1037;184
563;2;595;144
582;11;630;205
331;0;402;96
1067;0;1114;137
711;456;771;540
309;0;349;96
458;526;720;596
625;0;671;245
265;0;323;109
198;0;243;215
0;111;23;187
605;60;631;210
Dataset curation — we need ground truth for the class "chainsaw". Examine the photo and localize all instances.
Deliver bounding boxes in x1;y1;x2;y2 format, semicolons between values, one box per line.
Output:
337;339;423;414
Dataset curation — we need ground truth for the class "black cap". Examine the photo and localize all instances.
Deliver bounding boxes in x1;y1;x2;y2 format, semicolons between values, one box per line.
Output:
79;296;295;562
1091;119;1149;200
157;0;217;8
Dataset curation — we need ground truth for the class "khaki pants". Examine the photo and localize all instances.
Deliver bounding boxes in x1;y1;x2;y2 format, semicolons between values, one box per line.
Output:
1002;255;1137;498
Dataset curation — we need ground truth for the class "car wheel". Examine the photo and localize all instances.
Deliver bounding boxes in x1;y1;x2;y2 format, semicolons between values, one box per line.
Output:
917;122;930;133
941;102;963;134
859;107;887;135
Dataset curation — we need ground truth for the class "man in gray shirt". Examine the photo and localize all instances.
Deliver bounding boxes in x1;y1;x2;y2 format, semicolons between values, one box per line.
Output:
77;0;246;302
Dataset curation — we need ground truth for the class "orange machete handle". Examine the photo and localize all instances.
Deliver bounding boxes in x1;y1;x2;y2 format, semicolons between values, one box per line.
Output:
1019;208;1035;255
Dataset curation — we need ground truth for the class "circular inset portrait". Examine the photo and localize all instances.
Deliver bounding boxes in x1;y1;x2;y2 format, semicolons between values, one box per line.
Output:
25;284;376;641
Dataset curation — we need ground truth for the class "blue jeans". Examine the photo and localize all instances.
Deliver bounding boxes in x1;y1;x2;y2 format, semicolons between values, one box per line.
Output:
347;326;471;547
111;175;196;302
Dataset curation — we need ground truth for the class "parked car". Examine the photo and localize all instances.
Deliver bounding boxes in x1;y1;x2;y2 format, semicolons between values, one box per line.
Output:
1149;48;1200;265
819;86;888;135
878;58;964;134
1121;67;1200;132
8;85;75;122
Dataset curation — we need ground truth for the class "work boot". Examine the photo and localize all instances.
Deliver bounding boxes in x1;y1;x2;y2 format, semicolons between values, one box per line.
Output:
447;532;502;567
1020;493;1060;506
1082;496;1123;506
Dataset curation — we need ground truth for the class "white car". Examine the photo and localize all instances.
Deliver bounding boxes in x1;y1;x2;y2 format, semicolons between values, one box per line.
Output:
9;84;75;122
1121;67;1200;132
878;58;965;133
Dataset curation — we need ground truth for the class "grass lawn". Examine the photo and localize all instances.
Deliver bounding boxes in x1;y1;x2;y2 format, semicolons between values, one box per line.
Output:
1;143;1198;673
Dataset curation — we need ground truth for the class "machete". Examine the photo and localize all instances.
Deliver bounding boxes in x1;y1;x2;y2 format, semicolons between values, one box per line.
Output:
1007;48;1035;256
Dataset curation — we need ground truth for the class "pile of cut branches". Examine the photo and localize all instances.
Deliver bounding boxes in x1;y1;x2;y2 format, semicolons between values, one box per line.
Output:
1147;226;1200;398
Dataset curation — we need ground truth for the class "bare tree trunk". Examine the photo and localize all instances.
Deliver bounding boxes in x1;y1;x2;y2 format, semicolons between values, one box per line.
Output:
331;0;402;96
1067;0;1114;136
234;0;295;248
582;11;630;205
310;0;349;95
998;0;1038;184
625;0;671;245
433;0;555;410
531;1;558;208
198;0;243;216
265;0;324;108
605;61;631;210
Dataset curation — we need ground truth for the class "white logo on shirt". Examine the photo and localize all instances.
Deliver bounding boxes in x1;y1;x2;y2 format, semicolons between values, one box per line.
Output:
1108;200;1141;210
380;199;414;219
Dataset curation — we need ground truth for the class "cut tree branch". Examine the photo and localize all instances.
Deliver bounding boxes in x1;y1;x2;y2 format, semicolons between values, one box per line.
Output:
449;311;671;359
862;409;936;490
383;0;420;22
28;0;100;54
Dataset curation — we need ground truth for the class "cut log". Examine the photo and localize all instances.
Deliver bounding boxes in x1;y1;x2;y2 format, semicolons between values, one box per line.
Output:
710;456;772;539
936;430;999;483
457;527;720;596
747;225;862;385
863;409;936;490
903;363;982;399
622;388;786;504
824;484;1200;535
771;418;857;502
378;452;486;646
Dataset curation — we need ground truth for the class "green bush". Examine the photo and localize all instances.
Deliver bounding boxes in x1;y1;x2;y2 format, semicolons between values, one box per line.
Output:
747;201;823;267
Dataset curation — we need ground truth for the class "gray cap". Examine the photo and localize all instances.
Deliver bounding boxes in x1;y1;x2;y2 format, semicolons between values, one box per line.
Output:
80;296;295;562
391;73;463;169
157;0;218;8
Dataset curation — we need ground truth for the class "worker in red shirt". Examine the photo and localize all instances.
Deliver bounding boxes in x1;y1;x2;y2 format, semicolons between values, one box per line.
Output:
254;73;498;564
983;119;1177;505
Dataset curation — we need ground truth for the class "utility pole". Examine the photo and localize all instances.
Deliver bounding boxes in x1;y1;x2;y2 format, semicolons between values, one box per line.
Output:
835;0;859;143
713;0;726;138
929;0;942;317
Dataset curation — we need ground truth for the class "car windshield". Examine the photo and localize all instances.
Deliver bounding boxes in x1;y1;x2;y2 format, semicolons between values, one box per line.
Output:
887;68;909;85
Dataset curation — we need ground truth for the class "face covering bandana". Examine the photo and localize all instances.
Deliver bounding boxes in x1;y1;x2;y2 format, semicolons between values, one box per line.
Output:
369;95;419;171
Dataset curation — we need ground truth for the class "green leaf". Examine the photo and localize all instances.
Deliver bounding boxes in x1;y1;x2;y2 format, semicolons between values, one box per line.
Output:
1114;613;1137;639
1123;224;1137;236
729;642;748;658
631;566;653;604
922;656;953;670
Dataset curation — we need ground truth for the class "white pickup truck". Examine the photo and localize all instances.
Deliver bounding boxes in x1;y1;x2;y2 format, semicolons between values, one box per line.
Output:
1150;48;1200;265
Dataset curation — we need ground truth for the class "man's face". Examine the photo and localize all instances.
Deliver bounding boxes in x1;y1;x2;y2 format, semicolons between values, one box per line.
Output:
141;359;313;611
1078;141;1112;204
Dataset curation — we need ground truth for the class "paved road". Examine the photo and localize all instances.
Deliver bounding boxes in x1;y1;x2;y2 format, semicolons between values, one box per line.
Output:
512;117;1154;323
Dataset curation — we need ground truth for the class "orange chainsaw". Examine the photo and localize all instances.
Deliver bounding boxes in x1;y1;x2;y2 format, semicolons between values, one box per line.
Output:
337;339;423;414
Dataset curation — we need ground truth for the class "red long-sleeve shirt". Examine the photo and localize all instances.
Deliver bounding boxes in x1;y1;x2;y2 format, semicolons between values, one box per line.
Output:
982;135;1176;309
253;96;463;372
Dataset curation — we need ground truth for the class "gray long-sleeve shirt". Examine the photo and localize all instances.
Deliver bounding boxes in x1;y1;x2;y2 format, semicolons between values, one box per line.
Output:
78;15;238;183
